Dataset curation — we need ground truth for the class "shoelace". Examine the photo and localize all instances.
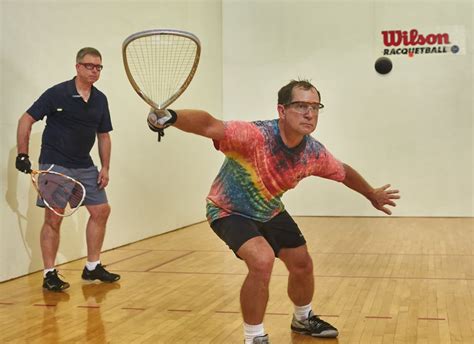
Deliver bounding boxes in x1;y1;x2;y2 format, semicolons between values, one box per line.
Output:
93;264;110;272
308;315;331;330
93;264;116;277
48;271;67;284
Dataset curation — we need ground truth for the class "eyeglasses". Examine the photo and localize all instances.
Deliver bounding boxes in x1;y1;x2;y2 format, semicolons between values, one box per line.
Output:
78;62;103;71
284;101;324;114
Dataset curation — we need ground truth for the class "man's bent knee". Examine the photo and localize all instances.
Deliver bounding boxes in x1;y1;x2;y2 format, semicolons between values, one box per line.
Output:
238;237;275;276
43;209;63;230
87;203;111;222
280;246;314;275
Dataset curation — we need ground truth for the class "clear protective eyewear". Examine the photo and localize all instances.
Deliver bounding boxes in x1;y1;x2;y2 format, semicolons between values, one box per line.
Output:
285;101;324;114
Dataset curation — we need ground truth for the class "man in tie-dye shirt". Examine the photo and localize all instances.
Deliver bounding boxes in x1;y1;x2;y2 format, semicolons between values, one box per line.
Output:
148;80;400;344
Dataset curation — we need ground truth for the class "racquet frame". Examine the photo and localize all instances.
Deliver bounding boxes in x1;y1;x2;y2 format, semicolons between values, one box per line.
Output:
122;29;201;110
30;165;86;217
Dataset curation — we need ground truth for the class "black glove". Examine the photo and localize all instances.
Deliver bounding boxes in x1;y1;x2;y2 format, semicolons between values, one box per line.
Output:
16;153;32;173
147;108;177;142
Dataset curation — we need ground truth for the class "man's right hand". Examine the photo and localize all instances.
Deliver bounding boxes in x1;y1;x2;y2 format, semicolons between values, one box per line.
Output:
16;153;32;174
147;108;177;131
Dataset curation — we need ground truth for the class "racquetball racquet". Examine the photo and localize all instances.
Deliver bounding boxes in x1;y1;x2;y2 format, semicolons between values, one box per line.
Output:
30;165;86;217
122;29;201;141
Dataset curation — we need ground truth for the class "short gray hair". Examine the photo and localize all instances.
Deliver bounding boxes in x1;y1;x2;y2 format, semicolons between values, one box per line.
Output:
76;47;102;63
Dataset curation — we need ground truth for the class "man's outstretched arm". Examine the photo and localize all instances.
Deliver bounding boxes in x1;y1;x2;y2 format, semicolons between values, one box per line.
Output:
342;163;400;215
148;108;225;140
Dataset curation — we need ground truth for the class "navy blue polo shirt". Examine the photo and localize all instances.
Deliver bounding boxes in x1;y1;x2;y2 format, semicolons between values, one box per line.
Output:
27;77;113;168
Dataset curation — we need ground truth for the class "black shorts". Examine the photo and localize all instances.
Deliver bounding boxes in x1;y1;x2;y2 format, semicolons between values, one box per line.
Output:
210;211;306;257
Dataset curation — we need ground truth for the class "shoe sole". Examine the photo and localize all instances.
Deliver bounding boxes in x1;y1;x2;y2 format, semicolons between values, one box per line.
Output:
291;327;338;338
82;277;120;283
42;285;70;292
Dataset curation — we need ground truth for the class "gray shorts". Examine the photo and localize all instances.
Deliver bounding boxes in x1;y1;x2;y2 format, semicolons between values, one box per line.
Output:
36;164;108;208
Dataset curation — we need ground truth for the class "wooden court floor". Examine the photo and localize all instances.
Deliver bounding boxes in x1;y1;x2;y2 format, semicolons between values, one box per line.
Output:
0;217;473;343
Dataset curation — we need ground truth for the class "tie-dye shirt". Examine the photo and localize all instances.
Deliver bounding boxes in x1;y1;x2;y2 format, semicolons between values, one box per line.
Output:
206;119;346;223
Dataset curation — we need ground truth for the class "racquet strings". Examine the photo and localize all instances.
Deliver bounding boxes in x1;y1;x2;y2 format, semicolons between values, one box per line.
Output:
125;34;198;108
37;172;85;215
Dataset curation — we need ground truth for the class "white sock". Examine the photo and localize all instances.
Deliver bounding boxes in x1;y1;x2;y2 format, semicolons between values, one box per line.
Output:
294;304;312;321
44;268;55;277
244;322;265;344
86;260;100;271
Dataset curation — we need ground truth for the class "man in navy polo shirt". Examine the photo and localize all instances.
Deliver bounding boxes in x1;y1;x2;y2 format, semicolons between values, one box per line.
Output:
16;47;120;291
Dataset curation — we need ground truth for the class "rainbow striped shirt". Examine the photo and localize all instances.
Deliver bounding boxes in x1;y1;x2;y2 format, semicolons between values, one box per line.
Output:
206;119;346;223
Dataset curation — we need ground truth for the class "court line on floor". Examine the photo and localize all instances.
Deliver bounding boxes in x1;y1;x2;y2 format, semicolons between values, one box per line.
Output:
52;267;474;281
4;303;451;322
113;248;474;257
145;251;196;271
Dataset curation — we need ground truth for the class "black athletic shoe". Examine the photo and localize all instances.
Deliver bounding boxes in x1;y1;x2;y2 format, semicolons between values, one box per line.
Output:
81;264;120;283
291;311;338;338
42;270;70;292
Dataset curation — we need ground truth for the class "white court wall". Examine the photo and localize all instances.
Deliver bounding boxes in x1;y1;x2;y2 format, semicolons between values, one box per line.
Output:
0;0;223;282
1;0;472;282
222;0;473;217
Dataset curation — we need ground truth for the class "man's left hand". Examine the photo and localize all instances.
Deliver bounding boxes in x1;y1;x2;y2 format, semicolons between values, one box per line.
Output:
368;184;400;215
97;168;109;189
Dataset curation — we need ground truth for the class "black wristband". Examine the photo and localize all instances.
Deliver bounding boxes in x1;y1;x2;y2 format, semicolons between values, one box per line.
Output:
166;109;178;126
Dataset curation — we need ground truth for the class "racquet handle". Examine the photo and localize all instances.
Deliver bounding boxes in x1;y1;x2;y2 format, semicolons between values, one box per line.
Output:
147;109;177;128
